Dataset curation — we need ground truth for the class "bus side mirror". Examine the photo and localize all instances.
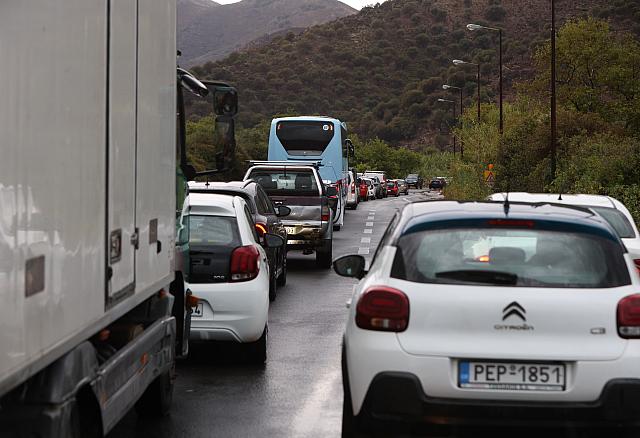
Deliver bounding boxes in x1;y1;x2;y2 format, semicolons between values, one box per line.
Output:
346;139;355;157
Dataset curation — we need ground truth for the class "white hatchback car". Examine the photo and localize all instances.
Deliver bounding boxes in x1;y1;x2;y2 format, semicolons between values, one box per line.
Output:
489;193;640;273
182;193;284;363
335;201;640;435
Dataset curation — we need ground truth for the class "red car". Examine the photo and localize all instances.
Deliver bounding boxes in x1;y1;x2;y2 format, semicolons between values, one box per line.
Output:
386;180;399;197
358;179;369;201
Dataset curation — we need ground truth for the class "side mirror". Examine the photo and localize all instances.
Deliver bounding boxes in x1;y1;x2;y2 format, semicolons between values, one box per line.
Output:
276;206;291;217
263;233;285;249
213;87;238;116
346;139;355;157
333;255;366;279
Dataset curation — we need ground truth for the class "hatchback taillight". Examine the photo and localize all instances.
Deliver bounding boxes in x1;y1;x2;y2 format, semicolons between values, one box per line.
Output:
356;287;409;332
230;245;260;282
617;294;640;338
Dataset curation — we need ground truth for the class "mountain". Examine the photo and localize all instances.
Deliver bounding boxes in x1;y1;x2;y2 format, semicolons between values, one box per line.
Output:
190;0;640;149
178;0;357;66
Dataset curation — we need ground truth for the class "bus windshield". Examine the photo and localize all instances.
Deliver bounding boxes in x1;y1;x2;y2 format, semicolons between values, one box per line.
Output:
275;121;335;156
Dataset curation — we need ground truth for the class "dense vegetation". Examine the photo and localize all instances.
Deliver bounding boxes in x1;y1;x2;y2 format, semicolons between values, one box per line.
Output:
447;18;640;222
189;0;639;150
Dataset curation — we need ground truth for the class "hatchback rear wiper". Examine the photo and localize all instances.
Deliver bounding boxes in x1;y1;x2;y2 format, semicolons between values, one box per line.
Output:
434;269;518;285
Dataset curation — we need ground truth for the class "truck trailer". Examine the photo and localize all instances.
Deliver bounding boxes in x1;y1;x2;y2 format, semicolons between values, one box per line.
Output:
0;1;237;436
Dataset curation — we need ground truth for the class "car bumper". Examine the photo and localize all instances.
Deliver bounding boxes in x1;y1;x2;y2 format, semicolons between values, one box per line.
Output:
186;278;268;343
358;372;640;427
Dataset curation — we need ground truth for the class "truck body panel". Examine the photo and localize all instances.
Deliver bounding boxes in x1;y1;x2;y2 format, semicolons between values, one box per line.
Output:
0;0;177;400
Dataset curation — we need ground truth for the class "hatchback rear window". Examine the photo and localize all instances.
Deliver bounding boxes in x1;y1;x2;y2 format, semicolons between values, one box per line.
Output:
391;228;630;288
590;207;636;238
248;169;320;196
188;215;240;246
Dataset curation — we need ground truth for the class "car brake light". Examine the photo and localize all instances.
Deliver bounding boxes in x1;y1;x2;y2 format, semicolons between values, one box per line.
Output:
321;204;330;222
356;286;409;332
487;219;535;228
230;245;260;282
617;294;640;338
255;223;267;237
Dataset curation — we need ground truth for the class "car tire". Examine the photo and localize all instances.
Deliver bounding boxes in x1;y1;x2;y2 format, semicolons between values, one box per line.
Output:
135;367;174;417
316;240;333;269
247;326;267;364
276;253;287;287
268;269;277;302
334;224;341;231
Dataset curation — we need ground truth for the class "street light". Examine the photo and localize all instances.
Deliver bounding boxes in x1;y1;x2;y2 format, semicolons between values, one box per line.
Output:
550;0;557;179
452;59;481;122
443;85;464;158
437;98;457;155
467;23;503;134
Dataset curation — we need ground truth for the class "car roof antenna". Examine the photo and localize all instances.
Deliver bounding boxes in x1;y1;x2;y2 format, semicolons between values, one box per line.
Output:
503;191;510;215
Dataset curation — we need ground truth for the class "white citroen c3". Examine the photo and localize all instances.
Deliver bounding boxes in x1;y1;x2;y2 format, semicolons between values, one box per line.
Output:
335;200;640;436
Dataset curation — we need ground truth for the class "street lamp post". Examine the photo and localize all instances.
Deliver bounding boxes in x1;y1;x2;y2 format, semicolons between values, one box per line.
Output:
443;85;464;158
437;98;457;155
467;23;503;134
550;0;557;179
453;59;481;122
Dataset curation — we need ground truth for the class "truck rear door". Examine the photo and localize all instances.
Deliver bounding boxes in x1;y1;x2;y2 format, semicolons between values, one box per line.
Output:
106;0;137;306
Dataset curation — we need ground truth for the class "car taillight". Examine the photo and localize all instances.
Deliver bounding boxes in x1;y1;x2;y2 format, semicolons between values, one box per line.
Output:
230;245;260;282
351;185;356;193
321;204;330;222
356;287;409;332
634;259;640;275
617;294;640;338
255;222;267;237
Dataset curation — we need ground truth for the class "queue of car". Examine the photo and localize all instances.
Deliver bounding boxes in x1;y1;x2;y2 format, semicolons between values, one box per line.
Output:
335;193;640;436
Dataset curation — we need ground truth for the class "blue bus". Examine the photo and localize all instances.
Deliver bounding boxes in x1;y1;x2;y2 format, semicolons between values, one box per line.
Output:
267;116;353;230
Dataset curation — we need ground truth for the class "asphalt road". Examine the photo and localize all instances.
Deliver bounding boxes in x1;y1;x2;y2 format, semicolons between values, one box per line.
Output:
109;189;439;438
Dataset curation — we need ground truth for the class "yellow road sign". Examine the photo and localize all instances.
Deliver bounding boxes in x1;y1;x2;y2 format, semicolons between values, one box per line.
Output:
483;170;495;187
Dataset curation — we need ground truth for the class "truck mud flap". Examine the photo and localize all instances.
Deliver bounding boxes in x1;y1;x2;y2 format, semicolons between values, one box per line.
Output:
97;316;176;434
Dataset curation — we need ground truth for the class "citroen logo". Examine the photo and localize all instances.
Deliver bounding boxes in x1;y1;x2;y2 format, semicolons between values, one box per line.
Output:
502;302;526;322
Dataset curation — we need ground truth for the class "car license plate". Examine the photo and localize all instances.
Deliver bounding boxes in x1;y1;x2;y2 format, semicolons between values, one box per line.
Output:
192;303;204;318
459;361;565;391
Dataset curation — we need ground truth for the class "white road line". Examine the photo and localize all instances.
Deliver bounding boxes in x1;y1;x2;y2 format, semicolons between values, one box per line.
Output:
367;216;375;221
358;247;370;255
290;369;341;436
366;222;373;227
360;237;371;243
363;229;373;234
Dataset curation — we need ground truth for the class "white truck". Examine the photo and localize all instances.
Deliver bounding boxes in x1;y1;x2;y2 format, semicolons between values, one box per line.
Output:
0;1;237;436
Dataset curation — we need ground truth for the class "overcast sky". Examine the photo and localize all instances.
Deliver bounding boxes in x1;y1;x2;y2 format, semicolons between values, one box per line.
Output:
213;0;386;10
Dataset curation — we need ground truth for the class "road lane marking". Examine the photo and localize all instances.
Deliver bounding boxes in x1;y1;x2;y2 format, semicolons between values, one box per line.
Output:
360;237;371;243
358;247;370;255
363;229;372;234
366;222;373;227
367;216;374;220
290;369;341;436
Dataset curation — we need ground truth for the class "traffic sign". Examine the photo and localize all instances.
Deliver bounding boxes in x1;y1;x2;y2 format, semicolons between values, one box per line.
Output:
483;170;495;187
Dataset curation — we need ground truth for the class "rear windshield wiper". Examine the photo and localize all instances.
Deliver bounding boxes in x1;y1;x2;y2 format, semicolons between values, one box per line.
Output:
434;269;518;285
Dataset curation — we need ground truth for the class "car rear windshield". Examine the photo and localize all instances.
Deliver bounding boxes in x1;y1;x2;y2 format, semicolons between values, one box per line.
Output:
590;207;636;238
276;121;334;156
248;169;320;196
391;228;630;288
188;215;240;246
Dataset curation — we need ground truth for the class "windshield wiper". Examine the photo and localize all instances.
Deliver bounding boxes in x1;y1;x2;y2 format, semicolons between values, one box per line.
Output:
434;270;518;285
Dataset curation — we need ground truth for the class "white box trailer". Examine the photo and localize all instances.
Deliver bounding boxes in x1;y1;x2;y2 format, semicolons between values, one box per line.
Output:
0;1;188;436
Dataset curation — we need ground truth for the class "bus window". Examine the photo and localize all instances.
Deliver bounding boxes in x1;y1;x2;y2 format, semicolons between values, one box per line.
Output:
276;121;334;156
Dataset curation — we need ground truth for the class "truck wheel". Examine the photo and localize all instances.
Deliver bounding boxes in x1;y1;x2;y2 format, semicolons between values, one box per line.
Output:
247;326;267;364
276;254;287;287
268;269;277;302
316;241;333;269
135;368;174;417
333;224;341;231
70;387;102;438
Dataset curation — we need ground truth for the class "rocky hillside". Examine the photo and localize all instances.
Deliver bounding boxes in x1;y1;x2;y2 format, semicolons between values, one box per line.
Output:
178;0;356;66
189;0;639;149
